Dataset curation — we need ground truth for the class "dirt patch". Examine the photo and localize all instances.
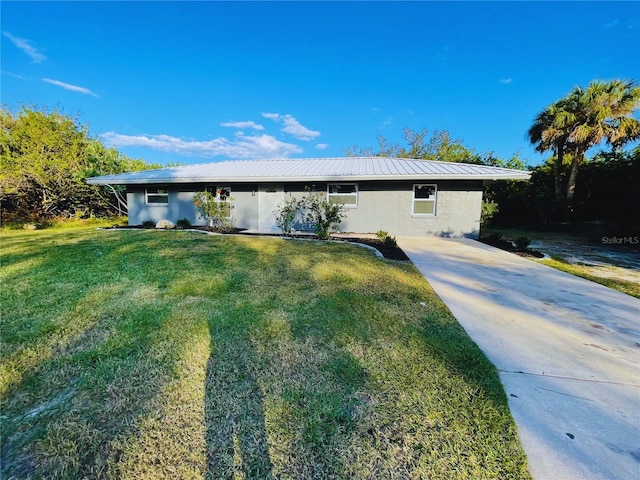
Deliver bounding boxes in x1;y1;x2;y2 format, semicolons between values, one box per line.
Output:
483;230;640;286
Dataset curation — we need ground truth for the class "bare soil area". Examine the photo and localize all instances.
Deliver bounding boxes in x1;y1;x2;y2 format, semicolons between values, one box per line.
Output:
491;230;640;285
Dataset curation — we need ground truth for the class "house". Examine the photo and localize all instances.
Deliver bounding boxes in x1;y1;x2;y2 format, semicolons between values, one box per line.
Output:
86;157;530;238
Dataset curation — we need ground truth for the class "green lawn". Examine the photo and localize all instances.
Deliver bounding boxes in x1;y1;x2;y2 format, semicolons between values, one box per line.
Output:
1;226;531;479
538;258;640;299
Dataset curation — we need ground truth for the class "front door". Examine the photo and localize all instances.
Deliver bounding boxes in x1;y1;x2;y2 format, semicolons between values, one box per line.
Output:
258;184;284;232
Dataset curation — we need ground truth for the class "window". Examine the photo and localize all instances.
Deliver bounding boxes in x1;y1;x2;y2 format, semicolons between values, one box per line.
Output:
412;184;437;215
205;185;231;201
146;186;169;205
328;183;358;207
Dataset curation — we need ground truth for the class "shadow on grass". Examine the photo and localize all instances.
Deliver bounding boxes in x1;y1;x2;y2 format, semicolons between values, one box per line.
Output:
205;306;274;479
1;230;528;478
0;230;229;478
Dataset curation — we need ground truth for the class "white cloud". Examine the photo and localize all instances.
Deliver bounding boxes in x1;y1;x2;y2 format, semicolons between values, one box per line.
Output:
315;143;329;150
1;70;25;79
499;78;513;84
101;132;303;159
3;32;46;63
261;112;320;141
220;120;264;130
43;78;98;97
281;114;321;141
262;112;281;121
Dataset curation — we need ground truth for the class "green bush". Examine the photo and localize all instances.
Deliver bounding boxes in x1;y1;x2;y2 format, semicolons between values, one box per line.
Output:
275;197;298;234
142;220;156;228
376;229;397;247
300;188;347;240
176;218;192;229
193;191;232;228
383;235;398;247
514;236;531;250
376;230;389;241
273;187;347;239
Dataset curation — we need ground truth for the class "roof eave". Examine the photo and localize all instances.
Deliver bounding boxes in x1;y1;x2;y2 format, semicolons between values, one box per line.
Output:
86;173;531;185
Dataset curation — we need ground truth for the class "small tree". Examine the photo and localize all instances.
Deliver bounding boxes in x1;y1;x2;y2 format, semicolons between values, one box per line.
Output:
193;190;233;229
273;187;347;239
298;187;347;240
275;196;299;234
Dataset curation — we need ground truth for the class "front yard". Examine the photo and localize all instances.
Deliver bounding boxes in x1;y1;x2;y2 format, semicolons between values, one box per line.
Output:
0;226;531;479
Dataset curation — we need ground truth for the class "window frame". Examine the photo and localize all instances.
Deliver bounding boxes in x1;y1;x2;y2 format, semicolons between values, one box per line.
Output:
145;186;169;206
412;184;437;216
205;185;231;201
327;183;359;208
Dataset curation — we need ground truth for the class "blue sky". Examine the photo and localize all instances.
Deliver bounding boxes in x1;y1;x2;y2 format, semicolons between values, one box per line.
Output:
2;1;639;167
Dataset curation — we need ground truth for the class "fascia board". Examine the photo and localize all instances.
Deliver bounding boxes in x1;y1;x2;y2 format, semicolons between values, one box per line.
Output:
87;173;531;185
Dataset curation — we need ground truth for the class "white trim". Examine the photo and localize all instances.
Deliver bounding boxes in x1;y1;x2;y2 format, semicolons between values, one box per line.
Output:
145;186;168;205
327;183;358;208
412;184;437;216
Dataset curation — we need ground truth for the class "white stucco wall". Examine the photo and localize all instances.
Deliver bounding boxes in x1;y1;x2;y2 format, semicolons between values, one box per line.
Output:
126;181;483;238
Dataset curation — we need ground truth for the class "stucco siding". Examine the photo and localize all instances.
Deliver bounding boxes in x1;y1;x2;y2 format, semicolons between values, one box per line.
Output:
126;181;483;238
127;184;259;228
338;181;482;238
272;181;482;238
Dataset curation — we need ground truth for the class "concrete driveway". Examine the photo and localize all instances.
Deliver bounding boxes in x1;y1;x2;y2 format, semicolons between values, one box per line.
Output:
397;237;640;480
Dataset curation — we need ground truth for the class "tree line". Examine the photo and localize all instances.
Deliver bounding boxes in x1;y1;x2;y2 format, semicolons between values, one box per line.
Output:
2;79;638;235
347;79;640;236
1;105;158;223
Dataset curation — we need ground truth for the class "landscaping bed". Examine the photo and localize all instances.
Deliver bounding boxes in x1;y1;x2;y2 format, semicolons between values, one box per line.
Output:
108;224;411;261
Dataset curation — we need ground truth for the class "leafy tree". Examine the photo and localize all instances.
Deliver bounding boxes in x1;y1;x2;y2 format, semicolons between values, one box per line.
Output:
0;105;154;222
345;128;483;163
344;128;527;230
193;190;233;229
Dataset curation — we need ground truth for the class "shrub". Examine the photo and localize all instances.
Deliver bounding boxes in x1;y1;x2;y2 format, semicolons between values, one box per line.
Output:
376;229;397;247
273;187;347;239
481;199;499;227
383;235;398;247
299;187;347;240
514;236;531;250
142;220;156;228
194;191;232;228
376;230;389;241
176;218;192;229
216;216;237;233
275;197;299;234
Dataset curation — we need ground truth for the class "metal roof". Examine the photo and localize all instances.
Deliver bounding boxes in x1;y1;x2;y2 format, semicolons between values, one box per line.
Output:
86;157;531;185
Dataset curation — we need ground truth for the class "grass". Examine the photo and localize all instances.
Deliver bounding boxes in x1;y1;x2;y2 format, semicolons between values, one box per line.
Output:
539;257;640;299
1;226;532;479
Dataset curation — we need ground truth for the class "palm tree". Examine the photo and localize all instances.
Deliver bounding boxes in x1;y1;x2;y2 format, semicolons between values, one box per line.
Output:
528;79;640;202
564;80;640;200
527;100;572;200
